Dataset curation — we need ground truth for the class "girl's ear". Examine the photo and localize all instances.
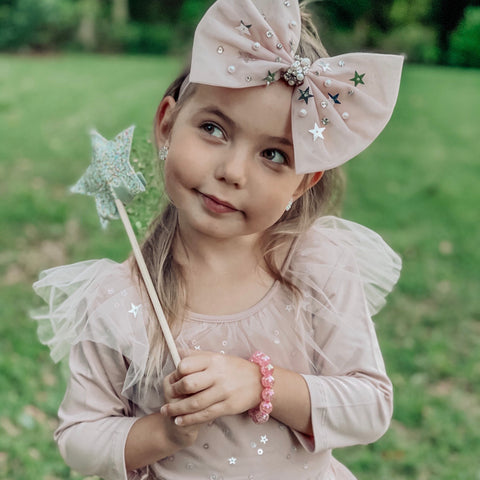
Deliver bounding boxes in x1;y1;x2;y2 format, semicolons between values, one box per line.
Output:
154;96;177;147
293;171;324;200
309;171;324;188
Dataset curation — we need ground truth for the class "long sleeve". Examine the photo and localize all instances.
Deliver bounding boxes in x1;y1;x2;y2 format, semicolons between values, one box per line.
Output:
299;267;393;452
287;217;400;453
55;341;139;480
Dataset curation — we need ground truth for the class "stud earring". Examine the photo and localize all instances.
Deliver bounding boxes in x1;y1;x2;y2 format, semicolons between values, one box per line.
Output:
285;199;294;211
158;145;169;161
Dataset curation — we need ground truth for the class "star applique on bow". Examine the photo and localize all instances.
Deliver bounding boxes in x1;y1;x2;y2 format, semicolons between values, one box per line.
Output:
263;70;277;86
350;71;366;86
309;123;326;141
236;20;252;35
71;126;146;228
328;93;341;104
298;87;314;104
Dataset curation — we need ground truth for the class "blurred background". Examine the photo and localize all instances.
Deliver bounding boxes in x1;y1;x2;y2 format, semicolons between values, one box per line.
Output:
1;0;480;65
1;0;480;479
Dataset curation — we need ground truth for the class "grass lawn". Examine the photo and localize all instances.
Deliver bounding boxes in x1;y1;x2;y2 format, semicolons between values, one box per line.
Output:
1;53;479;480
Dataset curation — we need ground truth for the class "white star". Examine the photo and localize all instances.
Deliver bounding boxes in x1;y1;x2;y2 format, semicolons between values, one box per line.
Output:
319;61;332;72
260;435;268;444
128;303;142;318
228;457;237;465
238;51;258;63
309;123;326;141
194;345;201;350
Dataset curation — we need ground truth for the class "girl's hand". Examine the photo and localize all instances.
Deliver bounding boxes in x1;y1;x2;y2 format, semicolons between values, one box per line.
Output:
160;368;205;449
161;352;262;427
125;374;205;471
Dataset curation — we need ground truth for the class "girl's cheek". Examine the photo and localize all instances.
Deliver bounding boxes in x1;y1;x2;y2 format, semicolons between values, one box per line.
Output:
163;165;180;202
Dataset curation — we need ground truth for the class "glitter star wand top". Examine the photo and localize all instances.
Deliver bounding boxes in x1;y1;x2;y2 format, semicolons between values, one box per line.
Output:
71;126;181;367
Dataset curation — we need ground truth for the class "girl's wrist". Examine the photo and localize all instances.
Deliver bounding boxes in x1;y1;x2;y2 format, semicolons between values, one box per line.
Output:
126;412;183;471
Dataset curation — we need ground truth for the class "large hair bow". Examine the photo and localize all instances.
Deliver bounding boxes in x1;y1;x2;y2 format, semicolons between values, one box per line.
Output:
186;0;404;174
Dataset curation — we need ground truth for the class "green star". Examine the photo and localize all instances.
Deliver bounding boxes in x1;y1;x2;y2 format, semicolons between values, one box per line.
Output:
298;86;314;104
71;126;146;228
350;71;366;87
263;70;277;86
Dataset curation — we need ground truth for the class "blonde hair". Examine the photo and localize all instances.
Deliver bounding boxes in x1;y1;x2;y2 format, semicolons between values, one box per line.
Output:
137;3;345;383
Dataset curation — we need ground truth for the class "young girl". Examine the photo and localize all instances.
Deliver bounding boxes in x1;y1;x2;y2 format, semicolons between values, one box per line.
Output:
33;0;403;479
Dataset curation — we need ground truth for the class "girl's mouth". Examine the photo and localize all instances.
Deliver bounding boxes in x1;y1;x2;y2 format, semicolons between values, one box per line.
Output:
199;192;239;214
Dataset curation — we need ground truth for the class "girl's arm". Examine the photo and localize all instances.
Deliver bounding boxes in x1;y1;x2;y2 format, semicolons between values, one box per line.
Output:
56;340;201;479
124;411;199;471
293;245;394;452
55;341;137;480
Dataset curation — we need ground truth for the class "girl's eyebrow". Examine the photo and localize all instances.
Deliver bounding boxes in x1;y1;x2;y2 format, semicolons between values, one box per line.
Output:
197;105;293;148
198;105;235;129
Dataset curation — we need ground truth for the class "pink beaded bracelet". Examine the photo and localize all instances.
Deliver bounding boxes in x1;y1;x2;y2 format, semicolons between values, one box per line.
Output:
248;351;275;424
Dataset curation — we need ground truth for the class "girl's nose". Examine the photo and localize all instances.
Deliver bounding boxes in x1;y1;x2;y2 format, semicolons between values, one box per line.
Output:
215;147;249;187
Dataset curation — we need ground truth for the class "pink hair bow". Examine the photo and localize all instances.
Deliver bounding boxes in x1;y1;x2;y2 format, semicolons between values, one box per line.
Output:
186;0;404;174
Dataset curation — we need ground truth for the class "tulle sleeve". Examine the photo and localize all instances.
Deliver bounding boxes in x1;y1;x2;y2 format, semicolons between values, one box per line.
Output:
287;216;401;452
291;216;401;320
32;258;150;397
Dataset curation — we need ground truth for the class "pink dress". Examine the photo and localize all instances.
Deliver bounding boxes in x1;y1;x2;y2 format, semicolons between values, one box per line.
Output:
33;216;401;480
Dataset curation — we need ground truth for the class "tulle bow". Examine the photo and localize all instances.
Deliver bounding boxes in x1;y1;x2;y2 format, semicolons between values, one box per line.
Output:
186;0;404;173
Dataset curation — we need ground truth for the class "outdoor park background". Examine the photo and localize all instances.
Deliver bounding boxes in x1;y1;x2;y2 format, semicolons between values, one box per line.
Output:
1;0;479;479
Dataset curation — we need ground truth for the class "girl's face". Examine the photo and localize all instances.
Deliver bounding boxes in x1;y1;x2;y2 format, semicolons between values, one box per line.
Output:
158;83;310;241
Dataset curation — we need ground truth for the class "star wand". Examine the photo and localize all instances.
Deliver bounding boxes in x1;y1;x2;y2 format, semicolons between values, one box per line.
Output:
71;126;181;367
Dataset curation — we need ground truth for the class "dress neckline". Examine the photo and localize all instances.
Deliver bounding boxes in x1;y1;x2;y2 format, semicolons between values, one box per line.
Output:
187;280;281;323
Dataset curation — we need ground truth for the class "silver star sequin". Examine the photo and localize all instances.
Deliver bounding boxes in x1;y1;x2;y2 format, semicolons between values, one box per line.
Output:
309;123;326;141
128;303;142;318
71;126;146;228
318;61;332;72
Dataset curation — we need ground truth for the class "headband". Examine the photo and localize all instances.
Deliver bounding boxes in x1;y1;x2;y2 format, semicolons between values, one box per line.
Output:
183;0;404;174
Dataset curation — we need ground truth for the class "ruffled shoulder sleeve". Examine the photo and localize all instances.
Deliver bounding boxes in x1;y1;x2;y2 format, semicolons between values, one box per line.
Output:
32;258;150;395
289;216;401;317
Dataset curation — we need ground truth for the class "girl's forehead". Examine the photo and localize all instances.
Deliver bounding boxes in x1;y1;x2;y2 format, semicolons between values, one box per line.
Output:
192;83;292;104
184;83;293;138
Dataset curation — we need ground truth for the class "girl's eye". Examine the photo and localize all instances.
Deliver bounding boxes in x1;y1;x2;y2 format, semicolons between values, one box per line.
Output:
202;122;224;139
263;148;287;165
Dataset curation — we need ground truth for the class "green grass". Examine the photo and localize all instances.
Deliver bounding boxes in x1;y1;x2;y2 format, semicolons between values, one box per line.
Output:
1;54;479;480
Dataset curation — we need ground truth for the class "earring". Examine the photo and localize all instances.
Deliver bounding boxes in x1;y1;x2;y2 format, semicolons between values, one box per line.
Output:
158;145;169;161
285;199;294;212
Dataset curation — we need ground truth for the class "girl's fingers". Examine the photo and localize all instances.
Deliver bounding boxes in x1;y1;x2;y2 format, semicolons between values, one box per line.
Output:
163;355;210;400
169;353;210;383
171;371;212;397
162;384;223;418
171;401;225;427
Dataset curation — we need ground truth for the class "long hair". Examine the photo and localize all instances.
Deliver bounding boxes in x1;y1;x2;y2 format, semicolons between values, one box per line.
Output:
137;3;345;383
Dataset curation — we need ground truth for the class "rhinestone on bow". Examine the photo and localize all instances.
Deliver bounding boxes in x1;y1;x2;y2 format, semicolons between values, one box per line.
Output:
282;55;312;87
